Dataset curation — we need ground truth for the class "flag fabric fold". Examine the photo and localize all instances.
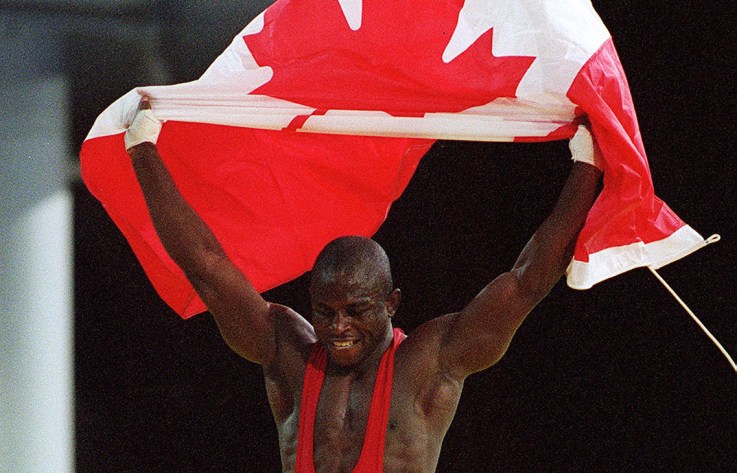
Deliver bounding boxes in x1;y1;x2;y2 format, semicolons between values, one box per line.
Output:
81;0;703;319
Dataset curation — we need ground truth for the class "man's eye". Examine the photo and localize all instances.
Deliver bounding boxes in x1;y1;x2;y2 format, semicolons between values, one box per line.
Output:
348;306;371;317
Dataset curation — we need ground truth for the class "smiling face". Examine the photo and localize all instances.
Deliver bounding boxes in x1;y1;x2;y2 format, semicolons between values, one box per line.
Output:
309;237;400;370
310;278;399;369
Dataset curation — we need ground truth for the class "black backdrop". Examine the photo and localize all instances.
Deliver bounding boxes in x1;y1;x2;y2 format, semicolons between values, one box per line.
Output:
74;2;736;472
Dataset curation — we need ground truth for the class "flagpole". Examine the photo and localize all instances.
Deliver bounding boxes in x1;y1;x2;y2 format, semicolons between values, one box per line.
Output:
647;238;736;373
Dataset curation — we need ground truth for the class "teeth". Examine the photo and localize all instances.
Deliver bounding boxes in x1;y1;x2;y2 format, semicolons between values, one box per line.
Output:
332;340;356;348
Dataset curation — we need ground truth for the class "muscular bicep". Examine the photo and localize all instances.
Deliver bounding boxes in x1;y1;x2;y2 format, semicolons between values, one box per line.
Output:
439;271;538;380
185;250;278;365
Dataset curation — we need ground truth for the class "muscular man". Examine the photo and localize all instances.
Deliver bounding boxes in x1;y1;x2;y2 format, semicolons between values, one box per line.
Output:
125;97;601;472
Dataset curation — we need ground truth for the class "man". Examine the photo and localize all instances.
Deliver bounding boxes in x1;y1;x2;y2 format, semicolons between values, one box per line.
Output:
125;96;601;472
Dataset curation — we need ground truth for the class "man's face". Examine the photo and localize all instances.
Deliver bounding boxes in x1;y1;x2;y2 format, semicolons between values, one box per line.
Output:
310;274;398;369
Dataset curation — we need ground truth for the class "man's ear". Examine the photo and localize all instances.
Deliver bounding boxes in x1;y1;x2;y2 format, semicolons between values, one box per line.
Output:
385;288;401;318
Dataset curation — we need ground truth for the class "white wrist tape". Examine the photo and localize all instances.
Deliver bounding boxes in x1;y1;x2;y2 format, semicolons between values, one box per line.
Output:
125;109;162;150
569;124;602;169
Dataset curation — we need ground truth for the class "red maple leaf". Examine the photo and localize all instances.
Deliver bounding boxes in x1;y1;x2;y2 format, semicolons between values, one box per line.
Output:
243;0;535;117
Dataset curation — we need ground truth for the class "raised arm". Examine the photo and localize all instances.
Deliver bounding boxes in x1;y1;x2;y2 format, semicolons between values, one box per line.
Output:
125;97;285;365
439;126;602;379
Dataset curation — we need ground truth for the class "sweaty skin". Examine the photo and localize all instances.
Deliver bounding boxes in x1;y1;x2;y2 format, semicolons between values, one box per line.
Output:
127;97;601;472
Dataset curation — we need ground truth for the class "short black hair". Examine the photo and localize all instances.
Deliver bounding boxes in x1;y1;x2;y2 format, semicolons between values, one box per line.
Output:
310;236;393;296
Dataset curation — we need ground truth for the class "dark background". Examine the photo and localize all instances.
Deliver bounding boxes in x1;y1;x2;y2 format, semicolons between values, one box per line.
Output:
72;2;736;472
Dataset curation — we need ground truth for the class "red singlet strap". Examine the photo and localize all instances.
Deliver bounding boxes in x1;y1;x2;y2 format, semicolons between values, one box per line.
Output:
294;328;405;473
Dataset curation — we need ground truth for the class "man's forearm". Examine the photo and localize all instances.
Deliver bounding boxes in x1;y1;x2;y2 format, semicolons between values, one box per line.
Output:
512;162;601;300
128;143;227;276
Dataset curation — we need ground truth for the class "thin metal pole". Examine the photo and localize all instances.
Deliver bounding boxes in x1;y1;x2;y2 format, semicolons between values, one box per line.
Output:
648;265;736;373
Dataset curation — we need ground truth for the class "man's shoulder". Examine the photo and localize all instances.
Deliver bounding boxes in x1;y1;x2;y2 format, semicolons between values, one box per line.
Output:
394;313;458;373
268;303;314;336
266;304;316;369
397;313;457;351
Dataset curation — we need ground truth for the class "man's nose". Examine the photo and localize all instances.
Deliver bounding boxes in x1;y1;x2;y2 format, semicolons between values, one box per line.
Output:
330;312;351;332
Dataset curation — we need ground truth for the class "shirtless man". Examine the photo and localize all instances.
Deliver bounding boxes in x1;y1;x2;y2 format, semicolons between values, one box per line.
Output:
125;97;601;472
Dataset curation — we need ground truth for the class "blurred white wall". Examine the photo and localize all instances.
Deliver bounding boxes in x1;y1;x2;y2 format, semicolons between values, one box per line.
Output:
1;12;75;473
0;3;271;471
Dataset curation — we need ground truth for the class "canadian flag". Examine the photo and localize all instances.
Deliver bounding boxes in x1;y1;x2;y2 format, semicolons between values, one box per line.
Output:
81;0;704;319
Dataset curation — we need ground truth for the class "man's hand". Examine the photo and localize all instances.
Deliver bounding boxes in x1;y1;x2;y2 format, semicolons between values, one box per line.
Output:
569;123;602;169
125;96;162;151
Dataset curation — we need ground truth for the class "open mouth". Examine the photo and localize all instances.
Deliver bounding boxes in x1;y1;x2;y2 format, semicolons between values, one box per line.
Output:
331;339;359;349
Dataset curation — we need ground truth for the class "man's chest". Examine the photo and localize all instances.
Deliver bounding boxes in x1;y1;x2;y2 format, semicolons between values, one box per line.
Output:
311;372;447;470
311;372;378;468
